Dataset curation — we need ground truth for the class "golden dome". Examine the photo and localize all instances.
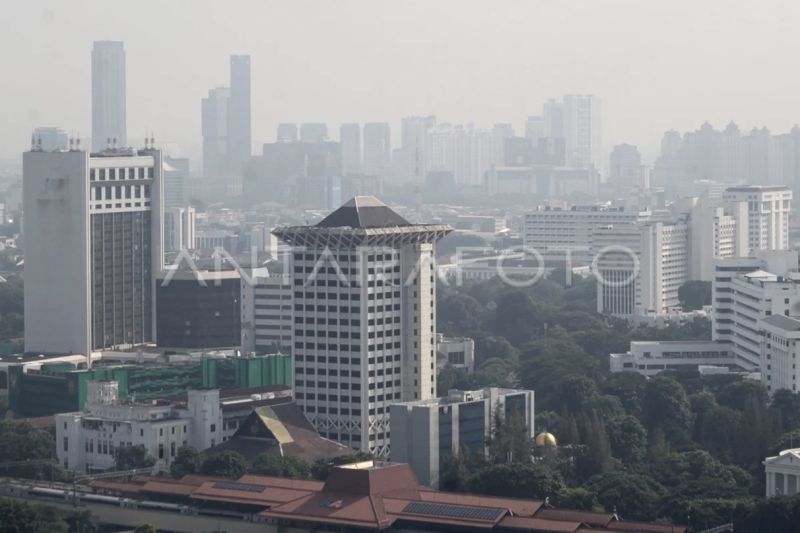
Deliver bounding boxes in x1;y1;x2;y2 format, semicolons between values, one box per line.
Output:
535;431;557;448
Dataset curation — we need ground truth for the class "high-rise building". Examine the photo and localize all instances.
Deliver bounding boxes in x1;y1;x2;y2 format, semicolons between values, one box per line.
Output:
91;41;127;152
609;144;642;188
340;123;362;176
543;98;564;139
163;206;196;252
201;87;230;177
163;156;189;209
492;123;515;166
563;94;601;169
273;196;451;456
277;123;298;142
23;144;163;357
227;55;251;175
525;116;545;144
362;122;391;177
399;116;436;183
687;194;747;281
300;123;328;142
390;387;534;488
722;185;792;253
32;127;68;152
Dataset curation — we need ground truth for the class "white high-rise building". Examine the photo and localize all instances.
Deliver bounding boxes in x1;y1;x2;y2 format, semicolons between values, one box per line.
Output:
340;123;362;176
163;157;189;209
712;251;800;370
23;144;163;357
594;221;688;317
562;94;601;169
722;186;791;253
399;116;435;183
688;194;748;281
164;206;196;252
492;123;515;167
228;55;251;176
608;144;642;188
92;41;127;152
760;315;800;394
525;116;545;144
273;196;451;456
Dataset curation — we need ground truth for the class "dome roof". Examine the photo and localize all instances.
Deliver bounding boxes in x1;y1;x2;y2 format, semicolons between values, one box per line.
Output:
535;431;557;448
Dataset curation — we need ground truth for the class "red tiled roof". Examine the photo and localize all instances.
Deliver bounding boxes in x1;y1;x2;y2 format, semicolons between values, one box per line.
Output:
609;521;687;533
500;516;584;532
535;508;616;527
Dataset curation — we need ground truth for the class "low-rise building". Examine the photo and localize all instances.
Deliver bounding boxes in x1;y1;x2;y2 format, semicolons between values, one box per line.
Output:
764;448;800;497
390;388;534;488
760;314;800;394
609;340;738;376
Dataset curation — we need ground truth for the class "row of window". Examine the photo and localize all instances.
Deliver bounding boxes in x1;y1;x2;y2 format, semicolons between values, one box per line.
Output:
90;166;154;181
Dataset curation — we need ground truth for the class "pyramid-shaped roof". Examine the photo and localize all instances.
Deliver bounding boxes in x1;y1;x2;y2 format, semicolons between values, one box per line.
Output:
316;196;410;229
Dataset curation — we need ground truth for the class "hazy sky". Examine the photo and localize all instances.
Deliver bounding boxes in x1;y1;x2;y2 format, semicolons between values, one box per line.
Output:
2;0;800;163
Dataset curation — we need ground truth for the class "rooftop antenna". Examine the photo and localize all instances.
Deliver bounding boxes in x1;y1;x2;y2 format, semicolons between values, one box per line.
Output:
69;137;74;151
150;134;155;148
144;134;149;150
76;136;81;150
107;137;111;150
37;136;42;150
112;137;117;150
30;134;35;151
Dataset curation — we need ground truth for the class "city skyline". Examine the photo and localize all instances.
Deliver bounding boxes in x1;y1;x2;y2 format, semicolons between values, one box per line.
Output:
3;0;800;162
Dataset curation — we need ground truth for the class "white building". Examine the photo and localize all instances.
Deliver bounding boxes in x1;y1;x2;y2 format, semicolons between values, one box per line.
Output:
23;145;163;357
712;251;800;370
760;314;800;393
390;388;534;488
609;340;737;376
688;194;748;281
562;94;601;169
765;448;800;497
57;381;221;473
163;157;189;209
164;206;196;252
32;127;68;152
722;185;791;254
594;221;688;317
91;41;127;152
242;273;294;355
523;205;658;266
201;87;230;178
273;196;451;457
435;334;475;373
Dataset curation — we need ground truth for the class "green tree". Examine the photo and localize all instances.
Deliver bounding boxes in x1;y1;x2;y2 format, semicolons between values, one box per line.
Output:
606;415;647;464
0;498;69;532
555;487;598;511
642;376;692;444
0;421;56;478
170;446;201;478
310;452;370;480
466;463;564;499
489;405;531;464
112;445;155;471
249;455;310;479
600;372;647;418
678;280;711;311
200;451;247;478
586;472;667;521
769;390;800;436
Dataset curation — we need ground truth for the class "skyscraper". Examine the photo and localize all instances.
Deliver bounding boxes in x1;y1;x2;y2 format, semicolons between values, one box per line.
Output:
563;94;601;169
23;143;163;357
400;116;436;183
363;122;391;177
340;123;362;176
91;41;127;152
273;196;451;456
228;55;251;175
608;144;642;188
201;87;230;177
300;123;328;142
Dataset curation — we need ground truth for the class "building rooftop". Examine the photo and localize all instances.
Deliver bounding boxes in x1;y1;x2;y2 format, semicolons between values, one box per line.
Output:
91;461;685;532
317;196;411;229
762;314;800;331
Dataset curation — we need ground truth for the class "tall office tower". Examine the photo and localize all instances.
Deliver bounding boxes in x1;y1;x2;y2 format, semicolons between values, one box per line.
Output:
277;123;298;142
543;98;564;139
32;127;68;151
273;196;451;456
227;55;251;175
164;206;196;252
400;116;436;182
362;122;391;177
91;41;127;152
525;116;545;144
163;156;189;209
300;123;328;142
563;94;602;169
722;185;791;253
201;87;230;177
23;144;163;357
688;195;747;281
609;144;642;188
340;123;362;176
593;221;688;317
492;123;515;166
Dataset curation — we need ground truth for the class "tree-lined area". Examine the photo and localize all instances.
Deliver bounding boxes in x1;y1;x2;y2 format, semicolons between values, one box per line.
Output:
436;274;800;530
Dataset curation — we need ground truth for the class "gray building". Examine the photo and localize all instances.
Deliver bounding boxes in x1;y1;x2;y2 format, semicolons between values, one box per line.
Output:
340;123;362;176
91;41;127;152
201;87;230;178
363;122;391;177
23;144;163;356
228;55;251;175
32;127;68;152
390;388;535;488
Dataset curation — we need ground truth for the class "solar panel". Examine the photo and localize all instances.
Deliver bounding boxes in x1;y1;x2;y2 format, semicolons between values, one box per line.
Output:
402;501;505;522
212;481;266;493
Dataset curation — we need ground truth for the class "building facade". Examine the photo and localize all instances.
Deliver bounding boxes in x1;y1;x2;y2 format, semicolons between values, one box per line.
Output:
362;122;391;178
390;388;535;488
23;145;163;356
340;123;362;176
722;185;791;254
609;340;737;376
273;196;451;456
227;55;251;176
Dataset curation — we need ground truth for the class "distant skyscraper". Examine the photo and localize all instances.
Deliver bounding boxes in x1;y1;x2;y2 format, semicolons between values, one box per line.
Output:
277;123;298;142
227;55;251;175
340;123;362;176
164;206;196;252
273;196;451;456
163;156;189;209
201;87;230;177
400;116;436;182
23;144;163;356
300;123;328;142
563;94;601;169
32;127;68;151
363;122;391;177
525;116;545;144
543;99;564;139
609;144;642;187
91;41;127;152
492;123;515;166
